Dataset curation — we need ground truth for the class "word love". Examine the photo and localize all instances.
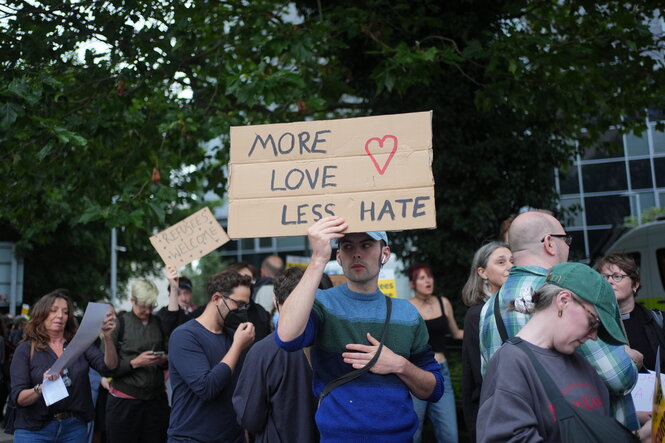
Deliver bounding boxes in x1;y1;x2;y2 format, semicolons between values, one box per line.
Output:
270;165;338;191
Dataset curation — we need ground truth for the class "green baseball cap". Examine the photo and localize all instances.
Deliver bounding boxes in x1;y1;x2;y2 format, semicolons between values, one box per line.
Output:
546;262;627;346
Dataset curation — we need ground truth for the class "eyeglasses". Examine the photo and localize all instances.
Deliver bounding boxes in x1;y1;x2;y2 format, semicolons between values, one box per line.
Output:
222;295;250;312
573;298;600;331
601;273;631;283
541;233;573;246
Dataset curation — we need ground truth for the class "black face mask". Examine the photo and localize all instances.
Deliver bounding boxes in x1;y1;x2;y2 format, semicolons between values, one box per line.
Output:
216;298;249;331
224;309;249;330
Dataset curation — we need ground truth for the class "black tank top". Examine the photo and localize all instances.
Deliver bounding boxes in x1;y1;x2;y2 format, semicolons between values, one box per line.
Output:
424;296;451;354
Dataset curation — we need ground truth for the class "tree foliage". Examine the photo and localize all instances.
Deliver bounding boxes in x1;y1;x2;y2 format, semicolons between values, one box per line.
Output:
1;1;664;306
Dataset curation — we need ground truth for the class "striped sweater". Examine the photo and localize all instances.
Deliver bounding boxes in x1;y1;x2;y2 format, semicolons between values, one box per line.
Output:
276;283;443;442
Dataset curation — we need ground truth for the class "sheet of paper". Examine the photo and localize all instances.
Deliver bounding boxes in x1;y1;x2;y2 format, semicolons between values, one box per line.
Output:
42;376;68;406
47;302;109;376
632;371;665;411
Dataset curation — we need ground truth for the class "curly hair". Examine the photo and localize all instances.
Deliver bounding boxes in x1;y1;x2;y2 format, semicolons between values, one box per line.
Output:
207;271;252;300
23;290;78;351
273;267;305;306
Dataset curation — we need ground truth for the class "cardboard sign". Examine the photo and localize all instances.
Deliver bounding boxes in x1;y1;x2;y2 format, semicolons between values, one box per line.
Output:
228;111;436;238
149;207;230;268
653;349;665;441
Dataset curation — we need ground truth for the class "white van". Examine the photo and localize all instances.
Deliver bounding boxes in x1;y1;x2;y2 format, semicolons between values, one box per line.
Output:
604;220;665;310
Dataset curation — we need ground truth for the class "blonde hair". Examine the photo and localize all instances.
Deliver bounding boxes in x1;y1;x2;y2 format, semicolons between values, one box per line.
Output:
131;278;158;306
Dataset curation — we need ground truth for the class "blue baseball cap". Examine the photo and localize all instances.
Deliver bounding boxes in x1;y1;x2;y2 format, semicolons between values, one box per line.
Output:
337;231;389;246
366;231;389;245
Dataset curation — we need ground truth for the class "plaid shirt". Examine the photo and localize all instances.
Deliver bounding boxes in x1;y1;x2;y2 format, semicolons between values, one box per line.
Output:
479;265;639;430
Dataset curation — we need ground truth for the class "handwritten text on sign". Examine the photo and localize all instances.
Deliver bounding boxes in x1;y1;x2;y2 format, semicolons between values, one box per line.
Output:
228;111;435;238
149;207;230;268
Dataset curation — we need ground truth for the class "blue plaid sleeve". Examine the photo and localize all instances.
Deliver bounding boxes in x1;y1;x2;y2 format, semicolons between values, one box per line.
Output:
576;339;639;429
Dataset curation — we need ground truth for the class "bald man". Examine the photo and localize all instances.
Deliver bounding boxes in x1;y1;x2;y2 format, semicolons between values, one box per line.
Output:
253;255;285;312
478;210;639;430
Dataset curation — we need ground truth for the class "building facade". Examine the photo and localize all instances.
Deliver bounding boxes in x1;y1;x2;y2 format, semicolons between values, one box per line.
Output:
556;113;665;261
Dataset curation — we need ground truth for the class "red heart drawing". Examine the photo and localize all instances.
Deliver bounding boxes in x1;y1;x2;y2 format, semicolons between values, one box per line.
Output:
364;135;398;175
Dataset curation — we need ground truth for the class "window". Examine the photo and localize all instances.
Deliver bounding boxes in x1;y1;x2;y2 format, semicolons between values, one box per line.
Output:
259;238;273;248
276;236;306;249
652;129;665;154
655;157;665;187
558;166;580;194
636;193;656;215
629;160;653;189
584;195;630;226
582;162;627;193
587;228;612;256
560;197;584;227
625;131;650;157
240;238;255;251
581;130;624;160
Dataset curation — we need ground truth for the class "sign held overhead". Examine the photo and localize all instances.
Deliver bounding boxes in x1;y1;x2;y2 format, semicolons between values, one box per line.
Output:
150;207;230;268
228;111;436;238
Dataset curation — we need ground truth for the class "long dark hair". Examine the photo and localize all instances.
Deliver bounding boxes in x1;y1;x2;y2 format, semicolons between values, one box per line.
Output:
22;290;78;351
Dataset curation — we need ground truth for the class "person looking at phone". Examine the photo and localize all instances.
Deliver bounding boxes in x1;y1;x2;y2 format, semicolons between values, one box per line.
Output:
106;278;170;443
167;270;255;443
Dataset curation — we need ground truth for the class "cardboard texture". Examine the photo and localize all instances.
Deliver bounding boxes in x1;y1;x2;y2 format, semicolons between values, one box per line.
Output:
228;111;435;238
653;349;665;441
149;207;230;268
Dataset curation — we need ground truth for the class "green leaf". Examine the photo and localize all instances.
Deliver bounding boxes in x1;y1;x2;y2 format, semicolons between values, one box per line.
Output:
149;202;166;223
0;102;22;127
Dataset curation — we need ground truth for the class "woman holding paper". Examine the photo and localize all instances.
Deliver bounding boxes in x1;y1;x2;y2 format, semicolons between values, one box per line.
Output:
9;289;117;442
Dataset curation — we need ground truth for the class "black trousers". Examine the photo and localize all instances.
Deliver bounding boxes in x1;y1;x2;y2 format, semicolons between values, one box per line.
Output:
106;394;170;443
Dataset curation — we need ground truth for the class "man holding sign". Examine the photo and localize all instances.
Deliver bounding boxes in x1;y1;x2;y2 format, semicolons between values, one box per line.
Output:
276;216;443;441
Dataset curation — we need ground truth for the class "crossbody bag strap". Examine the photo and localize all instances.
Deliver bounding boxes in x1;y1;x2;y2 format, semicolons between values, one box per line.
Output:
494;293;510;343
318;296;392;406
508;337;575;420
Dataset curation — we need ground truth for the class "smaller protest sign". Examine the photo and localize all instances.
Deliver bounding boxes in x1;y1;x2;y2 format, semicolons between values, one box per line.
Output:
149;207;230;269
653;349;665;441
286;255;310;270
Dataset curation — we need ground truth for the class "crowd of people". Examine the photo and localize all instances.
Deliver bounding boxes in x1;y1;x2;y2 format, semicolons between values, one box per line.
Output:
0;210;660;442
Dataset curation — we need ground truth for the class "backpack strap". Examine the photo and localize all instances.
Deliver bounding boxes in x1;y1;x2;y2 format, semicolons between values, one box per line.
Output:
494;293;510;343
117;312;126;344
507;337;575;421
318;296;392;406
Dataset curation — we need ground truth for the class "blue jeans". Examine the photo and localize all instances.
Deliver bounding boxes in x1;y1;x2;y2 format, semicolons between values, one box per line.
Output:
15;416;88;443
412;361;458;443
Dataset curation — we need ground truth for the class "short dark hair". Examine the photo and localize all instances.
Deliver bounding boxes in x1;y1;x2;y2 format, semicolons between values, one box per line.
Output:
226;262;259;281
594;252;640;293
167;276;193;293
319;273;334;290
273;268;305;306
207;271;252;300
